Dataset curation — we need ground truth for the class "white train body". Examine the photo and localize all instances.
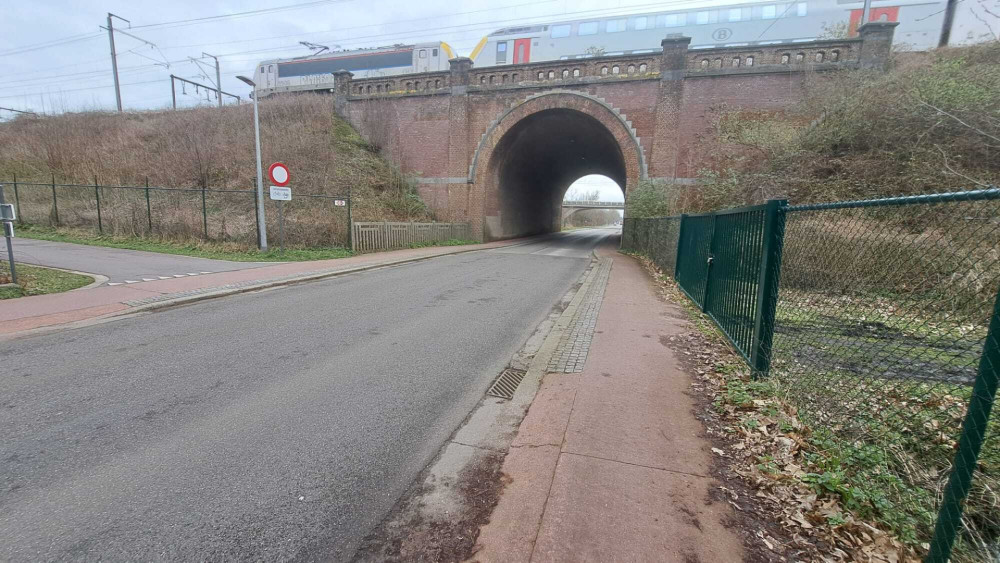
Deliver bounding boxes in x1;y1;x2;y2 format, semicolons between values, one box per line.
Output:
252;42;453;97
469;0;950;67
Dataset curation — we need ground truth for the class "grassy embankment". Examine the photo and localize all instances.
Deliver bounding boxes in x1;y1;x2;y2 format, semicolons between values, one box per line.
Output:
0;94;440;258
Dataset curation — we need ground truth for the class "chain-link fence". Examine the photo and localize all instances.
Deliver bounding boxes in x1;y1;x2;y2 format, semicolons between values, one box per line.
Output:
4;176;351;248
622;188;1000;562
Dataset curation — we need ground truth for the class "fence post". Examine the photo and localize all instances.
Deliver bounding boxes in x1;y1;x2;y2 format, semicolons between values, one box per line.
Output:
749;199;787;376
12;173;22;224
673;214;687;280
94;176;103;234
201;185;208;240
145;177;152;233
701;214;719;313
51;173;59;225
926;286;1000;563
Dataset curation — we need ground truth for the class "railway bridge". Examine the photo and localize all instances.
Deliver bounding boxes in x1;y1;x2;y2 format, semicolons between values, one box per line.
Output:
332;22;897;241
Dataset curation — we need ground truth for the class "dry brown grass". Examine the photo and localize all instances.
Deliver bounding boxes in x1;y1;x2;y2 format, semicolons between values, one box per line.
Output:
0;94;432;247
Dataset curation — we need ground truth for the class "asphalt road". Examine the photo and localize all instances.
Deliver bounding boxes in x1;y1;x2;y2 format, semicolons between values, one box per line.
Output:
0;228;618;561
10;238;268;284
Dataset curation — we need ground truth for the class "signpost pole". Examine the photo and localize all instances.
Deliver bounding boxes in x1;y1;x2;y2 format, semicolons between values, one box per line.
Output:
347;185;353;252
0;185;16;285
278;200;285;253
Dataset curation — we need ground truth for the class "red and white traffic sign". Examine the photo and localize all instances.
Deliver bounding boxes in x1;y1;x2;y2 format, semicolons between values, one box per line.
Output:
268;162;290;186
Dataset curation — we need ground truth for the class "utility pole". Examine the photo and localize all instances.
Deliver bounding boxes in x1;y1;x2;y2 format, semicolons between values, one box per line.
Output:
106;13;128;113
860;0;873;32
939;0;958;46
203;53;222;107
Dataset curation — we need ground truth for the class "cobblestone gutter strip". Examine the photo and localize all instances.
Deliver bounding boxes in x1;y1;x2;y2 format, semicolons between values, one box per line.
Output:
546;257;612;373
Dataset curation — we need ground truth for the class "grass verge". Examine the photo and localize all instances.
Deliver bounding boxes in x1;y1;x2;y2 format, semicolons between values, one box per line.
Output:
0;263;93;299
16;224;353;262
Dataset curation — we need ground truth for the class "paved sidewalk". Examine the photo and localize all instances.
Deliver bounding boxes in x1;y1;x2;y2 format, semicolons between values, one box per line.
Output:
0;240;521;336
472;249;743;562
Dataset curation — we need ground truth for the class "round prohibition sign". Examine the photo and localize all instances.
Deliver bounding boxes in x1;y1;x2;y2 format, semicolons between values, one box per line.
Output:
268;162;290;186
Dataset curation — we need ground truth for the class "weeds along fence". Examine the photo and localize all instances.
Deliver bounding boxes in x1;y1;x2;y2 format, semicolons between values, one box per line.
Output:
622;188;1000;562
3;176;351;248
351;221;471;253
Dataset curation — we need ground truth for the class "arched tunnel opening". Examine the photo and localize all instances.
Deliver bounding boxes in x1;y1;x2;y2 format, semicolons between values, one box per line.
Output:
484;108;627;240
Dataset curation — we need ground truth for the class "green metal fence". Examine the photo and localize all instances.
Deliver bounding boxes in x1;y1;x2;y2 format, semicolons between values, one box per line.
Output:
4;175;351;248
622;187;1000;562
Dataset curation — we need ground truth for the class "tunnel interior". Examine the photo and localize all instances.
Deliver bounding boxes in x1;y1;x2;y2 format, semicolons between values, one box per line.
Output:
484;108;627;239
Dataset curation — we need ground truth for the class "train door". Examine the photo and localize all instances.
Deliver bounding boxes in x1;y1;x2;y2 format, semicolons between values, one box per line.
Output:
513;38;531;64
266;64;275;89
416;48;430;72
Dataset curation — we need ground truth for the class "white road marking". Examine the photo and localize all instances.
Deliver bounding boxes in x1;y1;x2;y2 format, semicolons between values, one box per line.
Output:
158;276;171;280
125;280;139;284
200;271;211;274
187;273;199;276
173;275;186;278
142;278;156;282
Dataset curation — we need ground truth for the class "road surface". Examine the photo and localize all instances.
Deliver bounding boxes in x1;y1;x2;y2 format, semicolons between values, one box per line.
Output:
0;228;618;561
10;238;268;284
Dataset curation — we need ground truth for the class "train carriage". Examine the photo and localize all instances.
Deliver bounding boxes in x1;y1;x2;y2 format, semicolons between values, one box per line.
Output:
253;41;454;98
469;0;948;67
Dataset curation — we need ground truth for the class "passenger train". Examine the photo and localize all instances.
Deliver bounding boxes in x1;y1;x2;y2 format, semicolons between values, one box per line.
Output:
252;0;953;98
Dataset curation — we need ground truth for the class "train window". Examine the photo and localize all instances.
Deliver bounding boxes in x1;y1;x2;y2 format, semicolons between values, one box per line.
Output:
633;16;648;30
606;19;625;33
579;21;599;35
663;13;685;27
762;5;777;19
797;2;807;16
696;11;711;24
432;48;438;57
551;24;571;38
728;8;742;21
419;49;427;58
496;42;507;64
260;66;265;73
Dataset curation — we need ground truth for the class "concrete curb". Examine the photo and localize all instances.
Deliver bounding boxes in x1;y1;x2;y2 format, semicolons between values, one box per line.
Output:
121;242;523;317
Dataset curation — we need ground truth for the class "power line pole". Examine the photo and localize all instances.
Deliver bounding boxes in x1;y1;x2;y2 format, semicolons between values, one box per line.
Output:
939;0;958;46
106;13;128;113
203;53;222;107
860;0;873;32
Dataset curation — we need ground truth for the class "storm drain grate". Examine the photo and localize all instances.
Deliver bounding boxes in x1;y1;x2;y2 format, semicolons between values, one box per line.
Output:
486;368;527;400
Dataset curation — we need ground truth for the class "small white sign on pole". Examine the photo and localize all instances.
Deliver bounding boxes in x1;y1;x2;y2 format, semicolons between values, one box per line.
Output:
269;186;291;201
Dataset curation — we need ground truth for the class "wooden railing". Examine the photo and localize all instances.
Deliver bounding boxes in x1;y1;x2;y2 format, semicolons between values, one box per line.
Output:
351;221;472;253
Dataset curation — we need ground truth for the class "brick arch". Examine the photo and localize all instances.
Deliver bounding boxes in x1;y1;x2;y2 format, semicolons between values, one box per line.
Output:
468;90;648;189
